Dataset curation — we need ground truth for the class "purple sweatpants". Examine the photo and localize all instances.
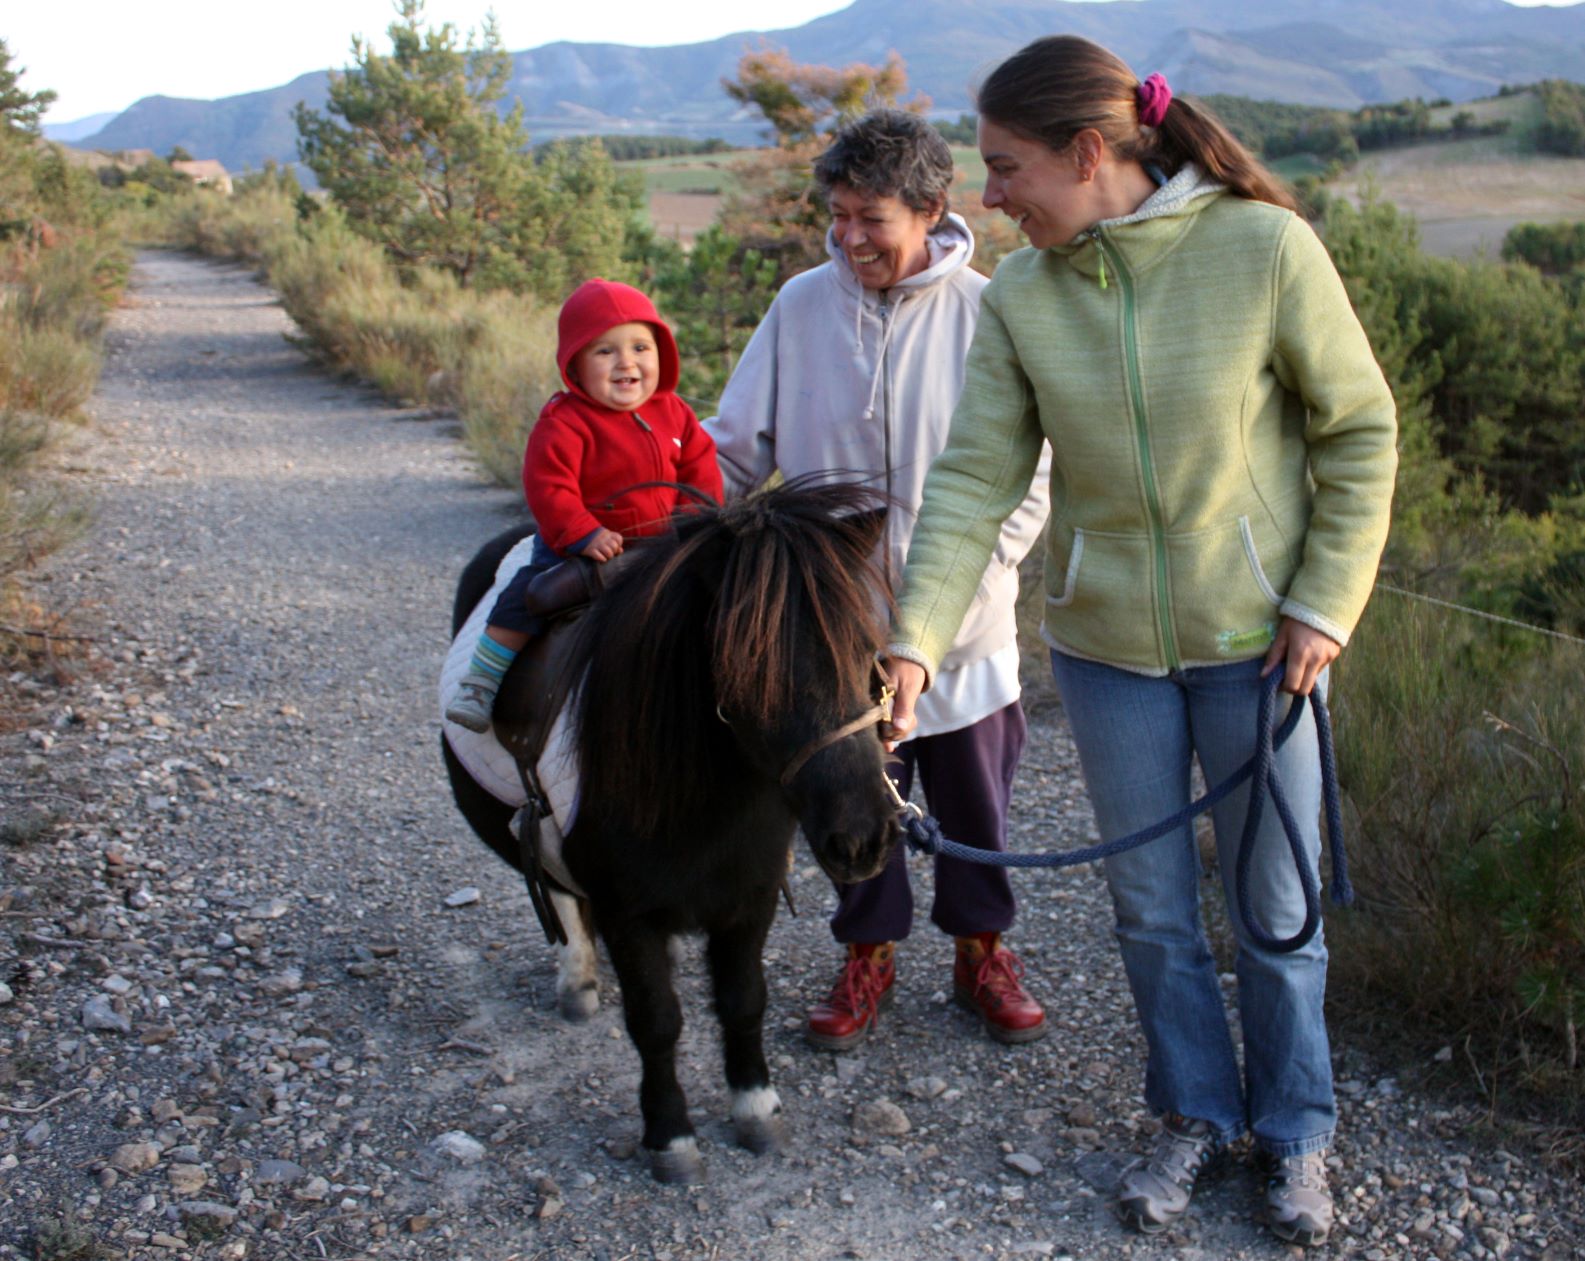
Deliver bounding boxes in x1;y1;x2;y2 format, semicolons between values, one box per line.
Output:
828;700;1027;943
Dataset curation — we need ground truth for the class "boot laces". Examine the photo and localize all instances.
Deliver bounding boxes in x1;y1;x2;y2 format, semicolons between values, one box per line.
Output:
970;947;1030;1010
1149;1115;1217;1187
1269;1151;1327;1190
827;953;887;1018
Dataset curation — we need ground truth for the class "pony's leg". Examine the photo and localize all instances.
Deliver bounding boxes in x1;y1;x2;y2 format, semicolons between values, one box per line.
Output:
551;890;599;1021
601;918;701;1183
706;907;783;1155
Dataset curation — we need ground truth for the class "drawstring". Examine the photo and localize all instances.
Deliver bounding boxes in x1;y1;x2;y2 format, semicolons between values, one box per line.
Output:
859;293;901;421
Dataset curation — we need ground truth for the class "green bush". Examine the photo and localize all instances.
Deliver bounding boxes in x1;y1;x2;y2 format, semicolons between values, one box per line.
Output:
1503;220;1585;275
1330;592;1585;1096
1535;79;1585;157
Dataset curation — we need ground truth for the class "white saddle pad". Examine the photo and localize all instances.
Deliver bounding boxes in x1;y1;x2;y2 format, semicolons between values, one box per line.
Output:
439;537;580;830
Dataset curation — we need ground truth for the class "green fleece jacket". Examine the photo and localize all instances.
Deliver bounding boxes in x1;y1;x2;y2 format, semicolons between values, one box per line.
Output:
893;179;1398;679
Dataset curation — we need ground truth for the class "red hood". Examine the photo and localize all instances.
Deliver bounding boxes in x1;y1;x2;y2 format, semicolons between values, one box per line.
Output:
555;278;681;403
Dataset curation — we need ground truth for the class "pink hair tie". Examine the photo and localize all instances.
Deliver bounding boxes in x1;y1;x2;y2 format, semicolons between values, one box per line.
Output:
1136;72;1172;127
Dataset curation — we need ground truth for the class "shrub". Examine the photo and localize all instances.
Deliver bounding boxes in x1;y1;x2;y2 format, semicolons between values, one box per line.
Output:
1503;220;1585;276
1535;79;1585;157
1329;592;1585;1101
452;293;559;486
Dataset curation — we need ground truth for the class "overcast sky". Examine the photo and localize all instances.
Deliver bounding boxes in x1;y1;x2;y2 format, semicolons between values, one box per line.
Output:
8;0;1583;124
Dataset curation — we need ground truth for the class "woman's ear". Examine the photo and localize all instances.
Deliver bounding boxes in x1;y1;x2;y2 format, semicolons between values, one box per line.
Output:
1073;128;1105;183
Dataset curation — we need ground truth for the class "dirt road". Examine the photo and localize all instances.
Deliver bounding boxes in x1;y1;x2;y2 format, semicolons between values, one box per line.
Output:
2;252;1579;1261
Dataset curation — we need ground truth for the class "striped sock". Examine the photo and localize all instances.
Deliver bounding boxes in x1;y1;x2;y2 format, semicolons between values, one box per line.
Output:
468;635;518;683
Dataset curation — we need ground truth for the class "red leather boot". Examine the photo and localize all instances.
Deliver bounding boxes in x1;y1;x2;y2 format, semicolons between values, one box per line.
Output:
806;942;895;1051
953;932;1047;1044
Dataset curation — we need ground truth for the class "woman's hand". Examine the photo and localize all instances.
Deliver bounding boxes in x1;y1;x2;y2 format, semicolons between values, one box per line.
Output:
881;657;928;751
1262;617;1340;695
579;528;624;563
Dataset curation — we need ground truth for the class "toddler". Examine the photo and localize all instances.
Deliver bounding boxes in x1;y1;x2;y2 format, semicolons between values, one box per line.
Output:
445;278;723;731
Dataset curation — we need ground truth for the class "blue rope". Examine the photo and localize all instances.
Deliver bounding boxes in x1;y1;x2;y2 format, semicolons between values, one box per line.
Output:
900;668;1354;953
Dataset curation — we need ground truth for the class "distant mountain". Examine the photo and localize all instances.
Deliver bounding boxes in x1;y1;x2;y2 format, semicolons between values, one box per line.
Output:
73;0;1585;171
42;112;120;143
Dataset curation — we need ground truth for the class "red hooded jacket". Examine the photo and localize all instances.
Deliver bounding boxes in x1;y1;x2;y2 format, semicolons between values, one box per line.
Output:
523;279;723;554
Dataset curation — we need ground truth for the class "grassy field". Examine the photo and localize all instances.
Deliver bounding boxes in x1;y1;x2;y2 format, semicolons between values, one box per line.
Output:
628;151;754;242
629;150;758;195
1334;130;1585;258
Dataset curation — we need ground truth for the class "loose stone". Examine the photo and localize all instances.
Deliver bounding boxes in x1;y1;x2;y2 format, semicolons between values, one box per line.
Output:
169;1163;207;1195
109;1142;162;1174
82;995;132;1033
255;1159;306;1185
432;1130;487;1163
854;1100;911;1136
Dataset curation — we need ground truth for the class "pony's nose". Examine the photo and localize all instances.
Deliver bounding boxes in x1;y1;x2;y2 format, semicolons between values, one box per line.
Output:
819;815;902;885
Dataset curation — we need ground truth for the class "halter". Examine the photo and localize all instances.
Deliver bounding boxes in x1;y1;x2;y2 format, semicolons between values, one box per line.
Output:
778;661;896;789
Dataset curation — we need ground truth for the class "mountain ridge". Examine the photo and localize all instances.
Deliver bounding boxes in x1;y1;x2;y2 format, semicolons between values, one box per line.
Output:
72;0;1585;172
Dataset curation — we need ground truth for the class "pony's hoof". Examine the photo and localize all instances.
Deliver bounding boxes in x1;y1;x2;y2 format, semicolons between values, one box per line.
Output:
730;1086;785;1155
649;1137;704;1184
733;1114;785;1156
558;983;599;1022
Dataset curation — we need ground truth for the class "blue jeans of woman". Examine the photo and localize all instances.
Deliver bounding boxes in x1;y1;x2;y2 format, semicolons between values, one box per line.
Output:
1049;649;1335;1157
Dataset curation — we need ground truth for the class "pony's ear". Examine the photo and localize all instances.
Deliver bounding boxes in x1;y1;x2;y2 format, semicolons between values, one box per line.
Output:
846;507;888;554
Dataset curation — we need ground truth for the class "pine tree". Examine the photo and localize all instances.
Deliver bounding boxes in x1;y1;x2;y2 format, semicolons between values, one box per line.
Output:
0;39;56;239
293;1;637;295
0;38;55;139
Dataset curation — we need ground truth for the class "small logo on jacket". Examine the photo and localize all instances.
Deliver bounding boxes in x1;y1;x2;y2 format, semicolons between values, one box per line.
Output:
1217;623;1277;655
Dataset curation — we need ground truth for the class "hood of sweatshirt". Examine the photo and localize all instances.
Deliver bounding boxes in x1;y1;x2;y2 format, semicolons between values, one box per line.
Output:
1054;163;1226;281
555;278;681;403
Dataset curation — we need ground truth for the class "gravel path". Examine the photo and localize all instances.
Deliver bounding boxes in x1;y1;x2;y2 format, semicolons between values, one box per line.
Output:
2;251;1580;1261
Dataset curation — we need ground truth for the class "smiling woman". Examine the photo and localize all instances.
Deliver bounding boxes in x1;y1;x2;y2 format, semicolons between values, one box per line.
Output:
885;32;1400;1252
704;109;1054;1055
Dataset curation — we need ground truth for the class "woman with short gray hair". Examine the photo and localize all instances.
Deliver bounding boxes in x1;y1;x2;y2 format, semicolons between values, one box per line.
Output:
706;108;1051;1051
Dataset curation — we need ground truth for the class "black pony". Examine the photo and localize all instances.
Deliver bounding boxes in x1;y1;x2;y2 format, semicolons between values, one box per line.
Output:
443;481;903;1182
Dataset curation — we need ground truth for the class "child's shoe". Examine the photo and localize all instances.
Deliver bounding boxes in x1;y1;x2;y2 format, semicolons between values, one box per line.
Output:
445;673;500;732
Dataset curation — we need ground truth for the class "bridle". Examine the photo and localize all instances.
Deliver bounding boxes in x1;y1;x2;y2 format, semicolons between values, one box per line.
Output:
777;661;896;789
713;662;897;789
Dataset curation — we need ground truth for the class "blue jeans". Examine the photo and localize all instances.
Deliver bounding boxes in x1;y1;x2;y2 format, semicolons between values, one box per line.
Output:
1049;649;1335;1157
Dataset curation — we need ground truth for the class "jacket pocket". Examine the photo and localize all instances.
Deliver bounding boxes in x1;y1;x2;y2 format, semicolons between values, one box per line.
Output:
1165;515;1295;661
1046;528;1084;608
1238;515;1284;605
1043;525;1161;668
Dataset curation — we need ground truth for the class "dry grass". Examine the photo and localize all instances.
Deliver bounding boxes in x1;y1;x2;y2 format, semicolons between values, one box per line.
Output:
1327;591;1585;1118
0;227;125;658
1333;139;1585;258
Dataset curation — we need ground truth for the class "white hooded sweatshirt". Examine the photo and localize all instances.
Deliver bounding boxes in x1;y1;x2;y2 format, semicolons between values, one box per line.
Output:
705;213;1050;738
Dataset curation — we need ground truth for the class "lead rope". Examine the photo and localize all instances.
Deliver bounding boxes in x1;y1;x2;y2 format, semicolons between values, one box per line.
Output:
893;668;1352;953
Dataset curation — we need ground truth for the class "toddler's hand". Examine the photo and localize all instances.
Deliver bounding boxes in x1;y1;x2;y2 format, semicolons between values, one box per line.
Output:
580;528;624;562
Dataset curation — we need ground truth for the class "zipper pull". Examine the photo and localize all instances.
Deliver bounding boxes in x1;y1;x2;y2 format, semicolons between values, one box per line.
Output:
632;413;653;433
1097;249;1108;290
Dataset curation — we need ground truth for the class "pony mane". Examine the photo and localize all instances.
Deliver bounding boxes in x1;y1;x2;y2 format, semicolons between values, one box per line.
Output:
568;479;891;838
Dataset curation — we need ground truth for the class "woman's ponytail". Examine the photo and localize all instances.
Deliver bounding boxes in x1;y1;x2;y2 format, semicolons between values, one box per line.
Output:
978;35;1298;213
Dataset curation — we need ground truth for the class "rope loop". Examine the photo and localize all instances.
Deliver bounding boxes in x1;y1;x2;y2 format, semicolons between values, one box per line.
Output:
897;666;1352;953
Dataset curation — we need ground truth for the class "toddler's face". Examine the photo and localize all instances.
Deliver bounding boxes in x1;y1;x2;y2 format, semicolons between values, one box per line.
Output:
569;322;660;412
